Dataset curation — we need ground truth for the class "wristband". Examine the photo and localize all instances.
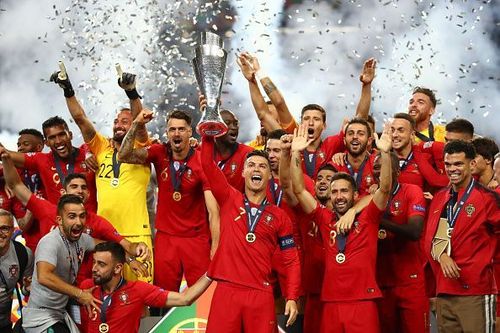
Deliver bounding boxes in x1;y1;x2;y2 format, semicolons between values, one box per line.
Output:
63;86;75;98
125;88;142;100
255;69;268;81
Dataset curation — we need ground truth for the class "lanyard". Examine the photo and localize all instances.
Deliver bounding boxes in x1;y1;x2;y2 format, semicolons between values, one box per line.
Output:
415;121;435;142
269;177;283;207
446;179;475;229
243;196;268;234
53;147;79;184
167;147;194;193
215;143;238;171
59;230;81;284
100;277;126;323
112;150;121;179
399;151;414;171
303;150;316;178
344;154;369;189
384;183;401;217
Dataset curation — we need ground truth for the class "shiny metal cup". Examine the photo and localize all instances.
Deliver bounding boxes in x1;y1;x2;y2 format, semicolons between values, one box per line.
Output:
192;32;228;137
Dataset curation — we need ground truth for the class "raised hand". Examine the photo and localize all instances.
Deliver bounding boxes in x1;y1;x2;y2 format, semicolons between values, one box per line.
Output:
134;108;154;125
375;122;392;153
280;134;293;151
359;58;376;85
116;63;141;99
49;61;74;97
291;124;313;152
236;52;256;82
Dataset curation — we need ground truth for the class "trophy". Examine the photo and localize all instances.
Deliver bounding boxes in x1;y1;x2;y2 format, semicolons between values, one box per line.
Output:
192;31;228;137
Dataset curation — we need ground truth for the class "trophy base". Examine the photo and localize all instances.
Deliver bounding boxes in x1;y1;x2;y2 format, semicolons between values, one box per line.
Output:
197;121;228;137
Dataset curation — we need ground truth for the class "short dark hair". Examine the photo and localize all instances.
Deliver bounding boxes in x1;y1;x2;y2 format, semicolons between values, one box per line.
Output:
318;163;338;174
444;140;476;160
413;86;437;108
267;129;287;141
42;116;70;138
301;104;326;123
63;173;87;189
57;194;84;216
94;242;126;264
366;114;375;127
246;150;271;166
472;138;499;164
167;110;192;126
331;172;357;192
345;118;372;137
18;128;44;142
446;118;474;137
393;113;416;130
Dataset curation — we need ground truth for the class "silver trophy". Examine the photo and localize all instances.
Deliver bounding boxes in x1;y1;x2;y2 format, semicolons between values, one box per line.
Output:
192;31;228;137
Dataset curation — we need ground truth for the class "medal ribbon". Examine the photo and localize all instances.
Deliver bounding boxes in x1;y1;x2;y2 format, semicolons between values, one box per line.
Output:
99;277;126;324
59;230;81;284
215;143;238;171
167;147;194;193
446;179;475;229
336;233;347;254
303;150;316;178
243;196;268;234
53;147;79;184
415;121;435;142
383;182;401;217
344;154;369;190
399;151;414;171
269;177;283;207
112;150;122;179
23;170;40;193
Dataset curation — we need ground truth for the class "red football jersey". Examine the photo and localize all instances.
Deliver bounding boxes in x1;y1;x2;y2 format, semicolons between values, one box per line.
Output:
146;144;211;236
23;145;97;212
398;149;448;190
201;137;301;300
80;279;169;333
414;141;445;174
301;132;345;179
331;152;377;197
213;143;253;192
377;183;427;287
26;194;123;282
312;200;384;302
425;181;500;296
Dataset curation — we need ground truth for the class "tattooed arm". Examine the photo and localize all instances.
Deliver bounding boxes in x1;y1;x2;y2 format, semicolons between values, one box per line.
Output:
117;109;153;164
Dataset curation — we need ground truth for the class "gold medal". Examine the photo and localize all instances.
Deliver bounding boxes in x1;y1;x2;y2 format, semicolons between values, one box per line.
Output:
111;178;119;188
378;229;387;240
99;323;109;333
246;232;256;243
446;227;453;238
172;191;182;201
336;253;346;264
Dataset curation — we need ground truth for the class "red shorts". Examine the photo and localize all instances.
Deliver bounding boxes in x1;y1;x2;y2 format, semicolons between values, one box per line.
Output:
154;231;210;291
321;300;379;333
304;293;323;333
378;281;430;333
207;282;277;333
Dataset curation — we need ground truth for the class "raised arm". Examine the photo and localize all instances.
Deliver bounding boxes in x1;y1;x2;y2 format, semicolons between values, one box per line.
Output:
204;190;220;259
0;144;25;168
1;150;32;206
165;273;212;307
279;134;299;207
200;135;231;203
117;69;149;143
50;69;96;143
290;125;317;214
413;152;449;188
380;215;424;241
355;58;376;119
117;109;153;164
372;123;392;209
236;53;281;132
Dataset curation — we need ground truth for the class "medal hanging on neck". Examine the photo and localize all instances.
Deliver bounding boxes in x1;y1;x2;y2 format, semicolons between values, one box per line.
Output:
53;147;79;185
344;154;369;190
168;147;194;202
379;183;401;239
415;121;435;142
335;232;347;264
269;177;283;207
303;150;316;178
399;151;414;171
99;277;126;333
243;196;268;243
446;179;475;238
110;150;121;188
